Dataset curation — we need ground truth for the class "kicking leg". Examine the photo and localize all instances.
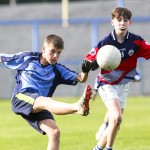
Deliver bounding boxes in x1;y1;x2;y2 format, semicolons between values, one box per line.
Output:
32;85;92;116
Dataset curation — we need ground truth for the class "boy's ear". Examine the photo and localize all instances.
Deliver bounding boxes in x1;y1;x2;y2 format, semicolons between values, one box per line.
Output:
42;46;45;53
111;19;114;26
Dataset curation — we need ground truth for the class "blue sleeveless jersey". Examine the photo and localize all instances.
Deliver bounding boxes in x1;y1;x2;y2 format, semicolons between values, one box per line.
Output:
0;52;78;97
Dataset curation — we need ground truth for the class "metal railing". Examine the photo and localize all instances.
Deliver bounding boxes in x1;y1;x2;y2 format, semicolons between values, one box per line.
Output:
0;16;150;52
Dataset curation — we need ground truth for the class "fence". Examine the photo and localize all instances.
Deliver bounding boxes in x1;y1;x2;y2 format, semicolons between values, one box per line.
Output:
1;16;150;50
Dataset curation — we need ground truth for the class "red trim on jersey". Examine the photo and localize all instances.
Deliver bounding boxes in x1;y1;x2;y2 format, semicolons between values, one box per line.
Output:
117;53;137;71
97;72;126;85
134;40;150;60
101;69;111;74
85;47;99;61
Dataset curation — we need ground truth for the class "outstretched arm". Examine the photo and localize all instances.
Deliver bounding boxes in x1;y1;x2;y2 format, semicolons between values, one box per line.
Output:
76;72;88;83
75;60;93;83
0;51;35;70
76;59;99;83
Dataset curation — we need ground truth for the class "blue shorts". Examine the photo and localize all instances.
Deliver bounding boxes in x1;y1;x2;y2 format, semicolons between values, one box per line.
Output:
11;92;54;135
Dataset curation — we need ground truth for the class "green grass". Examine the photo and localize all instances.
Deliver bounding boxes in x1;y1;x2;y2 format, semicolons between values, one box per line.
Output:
0;96;150;150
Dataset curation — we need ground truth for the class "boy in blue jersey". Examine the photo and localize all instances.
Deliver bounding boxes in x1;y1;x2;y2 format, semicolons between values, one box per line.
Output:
0;34;93;150
82;7;150;150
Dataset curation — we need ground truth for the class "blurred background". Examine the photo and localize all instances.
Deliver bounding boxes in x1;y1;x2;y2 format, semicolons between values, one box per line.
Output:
0;0;150;98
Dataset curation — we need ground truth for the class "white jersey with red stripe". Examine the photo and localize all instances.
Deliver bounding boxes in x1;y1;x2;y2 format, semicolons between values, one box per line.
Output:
85;30;150;86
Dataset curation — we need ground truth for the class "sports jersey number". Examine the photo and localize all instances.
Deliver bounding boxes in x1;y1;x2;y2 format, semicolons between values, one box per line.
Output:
121;51;124;57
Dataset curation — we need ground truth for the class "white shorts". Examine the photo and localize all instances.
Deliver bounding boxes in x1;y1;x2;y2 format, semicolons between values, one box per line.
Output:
98;83;129;108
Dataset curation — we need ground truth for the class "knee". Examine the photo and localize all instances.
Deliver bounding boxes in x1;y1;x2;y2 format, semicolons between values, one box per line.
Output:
112;115;123;127
51;128;60;140
47;127;60;140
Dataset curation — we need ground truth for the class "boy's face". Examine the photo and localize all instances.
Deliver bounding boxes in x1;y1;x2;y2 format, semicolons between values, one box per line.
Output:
111;16;131;35
42;43;63;65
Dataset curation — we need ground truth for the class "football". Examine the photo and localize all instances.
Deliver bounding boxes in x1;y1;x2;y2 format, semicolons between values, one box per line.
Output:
96;45;121;71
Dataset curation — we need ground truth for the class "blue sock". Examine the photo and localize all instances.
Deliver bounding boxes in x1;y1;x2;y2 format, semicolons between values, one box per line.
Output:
92;145;103;150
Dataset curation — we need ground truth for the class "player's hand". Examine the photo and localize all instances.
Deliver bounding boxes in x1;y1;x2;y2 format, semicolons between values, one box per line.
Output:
91;60;99;71
81;60;93;74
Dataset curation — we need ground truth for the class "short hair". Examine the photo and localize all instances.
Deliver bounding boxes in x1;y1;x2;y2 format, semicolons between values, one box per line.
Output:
111;7;132;20
44;34;64;49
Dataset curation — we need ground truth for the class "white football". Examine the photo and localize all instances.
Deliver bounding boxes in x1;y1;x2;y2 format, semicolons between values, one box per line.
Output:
96;45;121;71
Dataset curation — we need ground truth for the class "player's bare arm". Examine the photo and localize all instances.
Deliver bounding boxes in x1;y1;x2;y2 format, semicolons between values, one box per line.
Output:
76;72;88;83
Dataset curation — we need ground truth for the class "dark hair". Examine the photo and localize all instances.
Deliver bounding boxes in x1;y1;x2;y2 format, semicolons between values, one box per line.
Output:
111;7;132;20
45;34;64;49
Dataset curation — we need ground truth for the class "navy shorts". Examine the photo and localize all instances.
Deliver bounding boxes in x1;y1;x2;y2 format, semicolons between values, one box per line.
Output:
11;92;54;135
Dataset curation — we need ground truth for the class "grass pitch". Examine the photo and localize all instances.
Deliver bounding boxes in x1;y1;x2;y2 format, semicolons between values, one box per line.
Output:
0;96;150;150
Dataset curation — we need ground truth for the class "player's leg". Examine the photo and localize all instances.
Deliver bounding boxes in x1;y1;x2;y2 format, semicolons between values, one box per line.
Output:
39;119;60;150
95;111;109;141
105;99;122;148
96;108;124;149
21;111;59;150
92;83;129;150
92;99;122;150
32;85;92;116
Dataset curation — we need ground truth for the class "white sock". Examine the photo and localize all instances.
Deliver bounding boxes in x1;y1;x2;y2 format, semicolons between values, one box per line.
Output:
106;146;112;150
92;144;103;150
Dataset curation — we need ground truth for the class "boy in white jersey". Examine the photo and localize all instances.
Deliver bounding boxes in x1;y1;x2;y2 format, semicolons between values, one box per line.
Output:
0;34;93;150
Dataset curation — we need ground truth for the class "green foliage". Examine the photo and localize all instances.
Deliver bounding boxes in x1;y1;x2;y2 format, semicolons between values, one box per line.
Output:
0;96;150;150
